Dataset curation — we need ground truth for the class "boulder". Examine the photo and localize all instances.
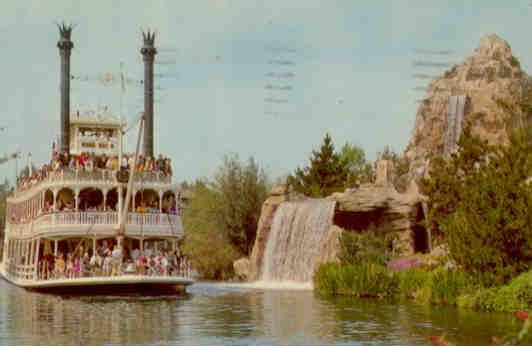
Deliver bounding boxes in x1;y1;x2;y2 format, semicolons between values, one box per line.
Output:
233;257;251;280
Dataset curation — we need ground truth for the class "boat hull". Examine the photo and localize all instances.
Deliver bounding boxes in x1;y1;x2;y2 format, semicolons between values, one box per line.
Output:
0;266;194;295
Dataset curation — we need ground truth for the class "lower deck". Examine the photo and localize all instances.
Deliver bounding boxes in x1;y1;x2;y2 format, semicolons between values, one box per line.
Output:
0;265;194;294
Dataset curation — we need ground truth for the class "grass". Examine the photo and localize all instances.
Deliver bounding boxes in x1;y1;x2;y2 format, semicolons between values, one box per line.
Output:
314;262;532;313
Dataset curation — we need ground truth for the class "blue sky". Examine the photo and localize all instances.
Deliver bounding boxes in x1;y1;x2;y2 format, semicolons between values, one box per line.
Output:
1;1;532;182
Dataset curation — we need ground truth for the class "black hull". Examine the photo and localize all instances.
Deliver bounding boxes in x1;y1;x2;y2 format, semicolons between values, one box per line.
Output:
26;282;188;296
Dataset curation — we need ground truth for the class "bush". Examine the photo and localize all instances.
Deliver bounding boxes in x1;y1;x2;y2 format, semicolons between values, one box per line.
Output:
458;271;532;312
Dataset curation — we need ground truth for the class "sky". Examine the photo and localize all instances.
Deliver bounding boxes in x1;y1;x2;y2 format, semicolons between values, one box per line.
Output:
1;0;532;183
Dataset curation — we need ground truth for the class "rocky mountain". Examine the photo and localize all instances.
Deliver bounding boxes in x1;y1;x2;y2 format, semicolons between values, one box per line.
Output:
405;34;532;174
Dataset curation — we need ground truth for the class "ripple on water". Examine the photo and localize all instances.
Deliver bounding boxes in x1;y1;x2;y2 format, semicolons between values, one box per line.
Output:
0;280;524;346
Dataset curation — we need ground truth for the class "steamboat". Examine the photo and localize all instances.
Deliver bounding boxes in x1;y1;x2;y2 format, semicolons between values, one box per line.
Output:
0;25;194;294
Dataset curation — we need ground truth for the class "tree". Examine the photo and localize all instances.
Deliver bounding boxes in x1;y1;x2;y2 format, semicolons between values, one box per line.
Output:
215;155;268;255
339;142;373;187
182;181;239;280
422;125;532;285
289;133;349;197
181;155;269;279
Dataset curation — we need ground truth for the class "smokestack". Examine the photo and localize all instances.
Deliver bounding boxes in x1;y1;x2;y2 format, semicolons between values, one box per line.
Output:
140;30;157;157
57;23;74;154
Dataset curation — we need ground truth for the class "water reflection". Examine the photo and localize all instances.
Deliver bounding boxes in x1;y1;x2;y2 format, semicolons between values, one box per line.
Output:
0;281;521;346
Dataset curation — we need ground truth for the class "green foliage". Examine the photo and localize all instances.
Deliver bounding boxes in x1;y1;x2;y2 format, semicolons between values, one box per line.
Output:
416;269;473;306
338;230;392;266
422;125;532;285
214;155;268;254
314;262;398;298
315;263;475;307
397;268;430;299
458;271;532;312
182;181;240;280
338;142;374;186
182;155;269;279
288;133;349;197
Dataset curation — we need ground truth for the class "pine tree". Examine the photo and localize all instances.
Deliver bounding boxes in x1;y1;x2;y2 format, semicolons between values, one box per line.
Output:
289;133;348;197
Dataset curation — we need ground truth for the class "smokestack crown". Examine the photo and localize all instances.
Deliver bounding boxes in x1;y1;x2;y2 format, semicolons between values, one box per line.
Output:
142;30;156;46
141;30;157;57
57;23;74;49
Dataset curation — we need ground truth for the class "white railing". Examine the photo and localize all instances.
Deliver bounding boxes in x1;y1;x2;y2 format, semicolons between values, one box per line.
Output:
52;212;119;225
12;169;172;198
7;212;182;237
36;258;193;282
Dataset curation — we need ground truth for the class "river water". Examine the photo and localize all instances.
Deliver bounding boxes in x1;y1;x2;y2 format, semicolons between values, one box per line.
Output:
0;280;522;346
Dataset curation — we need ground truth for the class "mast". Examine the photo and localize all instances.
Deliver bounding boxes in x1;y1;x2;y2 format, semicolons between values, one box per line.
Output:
118;115;144;238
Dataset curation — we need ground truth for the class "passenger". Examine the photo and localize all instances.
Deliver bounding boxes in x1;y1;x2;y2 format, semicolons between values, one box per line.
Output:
65;253;73;278
111;245;122;276
131;247;140;262
136;251;146;275
82;253;91;277
90;252;100;276
161;253;169;276
72;257;80;278
54;254;65;278
103;250;112;276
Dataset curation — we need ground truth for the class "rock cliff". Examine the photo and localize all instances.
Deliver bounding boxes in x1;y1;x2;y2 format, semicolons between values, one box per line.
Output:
405;34;532;174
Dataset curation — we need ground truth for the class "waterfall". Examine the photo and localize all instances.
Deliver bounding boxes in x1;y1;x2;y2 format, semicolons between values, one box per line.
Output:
259;199;336;284
444;94;467;154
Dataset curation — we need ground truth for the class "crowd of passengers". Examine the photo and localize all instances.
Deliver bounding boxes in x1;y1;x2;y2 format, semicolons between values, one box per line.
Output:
14;150;173;192
37;240;189;280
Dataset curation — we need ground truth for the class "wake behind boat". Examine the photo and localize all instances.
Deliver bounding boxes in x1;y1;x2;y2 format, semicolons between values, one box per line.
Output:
0;24;194;294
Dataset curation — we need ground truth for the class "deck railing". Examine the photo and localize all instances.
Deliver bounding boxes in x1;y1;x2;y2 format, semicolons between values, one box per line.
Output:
5;258;193;282
8;212;182;237
13;168;172;197
36;259;193;282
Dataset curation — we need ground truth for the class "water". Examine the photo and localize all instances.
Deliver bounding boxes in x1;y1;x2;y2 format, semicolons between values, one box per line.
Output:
0;280;523;346
260;199;336;283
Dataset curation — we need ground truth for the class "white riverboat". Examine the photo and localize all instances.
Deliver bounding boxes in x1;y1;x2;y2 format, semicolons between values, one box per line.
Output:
0;25;194;294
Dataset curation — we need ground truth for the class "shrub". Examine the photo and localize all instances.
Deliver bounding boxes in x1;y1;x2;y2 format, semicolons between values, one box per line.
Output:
458;271;532;312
